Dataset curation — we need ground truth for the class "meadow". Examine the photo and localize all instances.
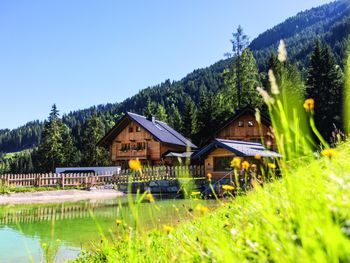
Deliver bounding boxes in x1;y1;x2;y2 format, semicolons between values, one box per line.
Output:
72;43;350;262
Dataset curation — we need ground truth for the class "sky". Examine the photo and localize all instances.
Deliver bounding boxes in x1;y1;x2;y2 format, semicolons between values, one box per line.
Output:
0;0;333;129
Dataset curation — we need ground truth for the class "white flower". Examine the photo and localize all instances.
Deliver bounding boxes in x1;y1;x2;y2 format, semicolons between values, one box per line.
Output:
268;69;279;95
278;40;287;62
257;87;275;104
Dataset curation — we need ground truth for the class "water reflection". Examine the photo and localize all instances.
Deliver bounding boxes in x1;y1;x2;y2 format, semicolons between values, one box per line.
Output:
0;197;215;262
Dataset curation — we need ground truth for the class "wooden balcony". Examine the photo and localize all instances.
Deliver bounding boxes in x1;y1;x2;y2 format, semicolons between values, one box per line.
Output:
116;148;148;160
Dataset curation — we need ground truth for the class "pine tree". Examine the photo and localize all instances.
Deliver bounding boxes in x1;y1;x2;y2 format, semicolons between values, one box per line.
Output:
155;104;168;122
36;104;66;172
169;104;183;133
182;97;197;139
197;91;220;146
82;113;110;166
144;98;154;119
229;25;249;109
223;48;262;110
307;39;344;138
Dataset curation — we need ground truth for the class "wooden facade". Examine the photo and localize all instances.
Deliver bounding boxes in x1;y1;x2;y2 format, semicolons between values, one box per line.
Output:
202;107;276;178
98;112;196;168
215;108;274;148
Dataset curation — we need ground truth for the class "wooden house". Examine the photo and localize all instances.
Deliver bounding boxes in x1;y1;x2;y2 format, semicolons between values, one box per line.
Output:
98;112;197;168
193;106;279;178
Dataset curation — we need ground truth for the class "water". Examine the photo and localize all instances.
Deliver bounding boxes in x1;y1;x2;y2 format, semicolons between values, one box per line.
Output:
0;197;214;262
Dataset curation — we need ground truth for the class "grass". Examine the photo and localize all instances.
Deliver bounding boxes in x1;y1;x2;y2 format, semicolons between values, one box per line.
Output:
73;142;350;262
72;41;350;262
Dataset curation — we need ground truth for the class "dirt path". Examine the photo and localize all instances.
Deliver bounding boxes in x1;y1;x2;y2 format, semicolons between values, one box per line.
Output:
0;189;124;204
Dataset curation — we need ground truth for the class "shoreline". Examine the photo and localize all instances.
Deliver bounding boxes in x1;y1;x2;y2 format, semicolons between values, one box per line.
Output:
0;189;124;204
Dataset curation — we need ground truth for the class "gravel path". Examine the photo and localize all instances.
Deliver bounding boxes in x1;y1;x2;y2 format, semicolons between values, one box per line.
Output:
0;189;124;204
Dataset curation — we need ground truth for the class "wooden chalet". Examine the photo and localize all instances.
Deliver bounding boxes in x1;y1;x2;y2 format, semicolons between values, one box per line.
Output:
193;106;280;178
98;112;197;168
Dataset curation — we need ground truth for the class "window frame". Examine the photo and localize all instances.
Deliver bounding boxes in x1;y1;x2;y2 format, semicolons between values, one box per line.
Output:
213;156;234;172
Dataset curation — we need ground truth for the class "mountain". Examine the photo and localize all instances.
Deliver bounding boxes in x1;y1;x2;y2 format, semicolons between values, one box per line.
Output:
0;0;349;154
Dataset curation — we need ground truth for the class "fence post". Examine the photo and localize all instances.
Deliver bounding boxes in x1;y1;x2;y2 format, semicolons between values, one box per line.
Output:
61;173;65;189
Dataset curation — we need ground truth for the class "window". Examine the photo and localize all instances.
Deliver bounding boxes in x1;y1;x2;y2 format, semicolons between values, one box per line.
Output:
136;126;141;132
248;120;254;127
213;156;234;172
136;142;146;150
121;143;131;151
238;120;244;127
129;127;133;133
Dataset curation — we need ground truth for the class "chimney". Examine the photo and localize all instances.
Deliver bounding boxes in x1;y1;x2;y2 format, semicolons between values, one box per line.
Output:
151;116;156;124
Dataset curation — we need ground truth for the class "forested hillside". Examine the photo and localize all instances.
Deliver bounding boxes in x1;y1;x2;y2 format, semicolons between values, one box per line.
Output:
0;0;349;170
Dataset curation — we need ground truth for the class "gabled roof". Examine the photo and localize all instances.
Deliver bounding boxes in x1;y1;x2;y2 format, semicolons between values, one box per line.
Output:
215;106;271;136
192;138;280;159
98;112;198;149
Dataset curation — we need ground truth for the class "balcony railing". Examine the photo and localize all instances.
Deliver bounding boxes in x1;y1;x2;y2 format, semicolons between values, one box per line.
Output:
117;148;148;159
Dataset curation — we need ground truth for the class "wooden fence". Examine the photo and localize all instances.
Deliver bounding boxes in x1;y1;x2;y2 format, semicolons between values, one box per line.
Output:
0;165;205;188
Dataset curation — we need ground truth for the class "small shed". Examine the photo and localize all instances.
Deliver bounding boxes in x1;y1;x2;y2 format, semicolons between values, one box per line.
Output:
192;139;280;178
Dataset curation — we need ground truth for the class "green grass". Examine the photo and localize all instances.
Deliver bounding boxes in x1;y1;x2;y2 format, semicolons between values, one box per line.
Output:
0;184;84;194
73;142;350;262
73;42;350;263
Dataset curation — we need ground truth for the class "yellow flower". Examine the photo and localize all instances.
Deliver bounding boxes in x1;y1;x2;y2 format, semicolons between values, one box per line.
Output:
321;148;336;158
231;157;241;168
268;163;276;169
242;161;250;170
128;158;142;171
255;153;261;160
195;204;209;215
207;173;212;181
222;184;235;191
146;192;155;203
163;225;174;234
116;219;123;225
191;191;201;196
303;98;314;112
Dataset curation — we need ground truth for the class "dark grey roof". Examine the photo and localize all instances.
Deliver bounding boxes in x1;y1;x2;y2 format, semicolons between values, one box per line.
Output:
192;138;280;159
98;112;197;149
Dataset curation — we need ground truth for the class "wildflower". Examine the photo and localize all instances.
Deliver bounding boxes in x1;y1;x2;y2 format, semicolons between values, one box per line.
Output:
207;173;212;181
268;69;279;95
231;157;241;168
268;163;276;169
257;87;275;104
116;219;123;225
321;148;336;158
195;204;209;215
222;184;235;191
146;192;155;203
277;39;287;62
255;153;261;160
163;225;174;234
191;191;201;196
128;159;142;171
242;161;250;170
175;207;179;212
303;98;314;112
255;108;261;124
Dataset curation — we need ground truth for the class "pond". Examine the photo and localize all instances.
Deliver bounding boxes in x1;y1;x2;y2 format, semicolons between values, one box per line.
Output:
0;196;216;262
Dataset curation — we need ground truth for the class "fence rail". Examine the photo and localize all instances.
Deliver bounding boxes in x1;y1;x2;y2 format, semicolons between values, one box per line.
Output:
0;165;204;188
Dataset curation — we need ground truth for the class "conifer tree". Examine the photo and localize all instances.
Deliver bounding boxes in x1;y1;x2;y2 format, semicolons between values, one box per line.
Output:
155;104;168;122
36;104;66;172
82;113;110;166
169;104;183;133
306;39;344;137
144;98;154;119
182;97;197;139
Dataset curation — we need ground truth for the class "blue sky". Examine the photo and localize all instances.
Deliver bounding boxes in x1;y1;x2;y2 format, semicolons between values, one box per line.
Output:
0;0;333;129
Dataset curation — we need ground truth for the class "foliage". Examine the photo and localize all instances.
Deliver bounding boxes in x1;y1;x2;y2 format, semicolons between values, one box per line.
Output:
306;39;344;139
